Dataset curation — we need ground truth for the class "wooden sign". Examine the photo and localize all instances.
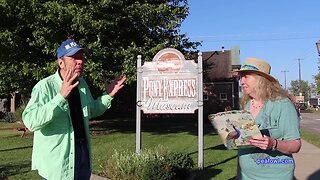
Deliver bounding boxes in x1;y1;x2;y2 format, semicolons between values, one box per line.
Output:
140;48;198;114
136;48;204;169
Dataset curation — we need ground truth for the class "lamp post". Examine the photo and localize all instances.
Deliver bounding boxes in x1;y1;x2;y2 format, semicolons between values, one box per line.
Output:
316;40;320;55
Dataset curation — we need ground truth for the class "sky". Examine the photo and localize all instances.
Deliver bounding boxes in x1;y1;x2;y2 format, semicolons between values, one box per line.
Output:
181;0;320;89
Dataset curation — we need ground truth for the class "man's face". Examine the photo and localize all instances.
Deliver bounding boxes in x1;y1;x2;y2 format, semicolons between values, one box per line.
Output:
59;52;85;79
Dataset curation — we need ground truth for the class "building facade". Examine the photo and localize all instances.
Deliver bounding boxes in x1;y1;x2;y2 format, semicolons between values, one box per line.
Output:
202;47;241;117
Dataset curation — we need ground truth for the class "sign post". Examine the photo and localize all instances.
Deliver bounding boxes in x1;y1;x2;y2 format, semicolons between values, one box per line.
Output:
136;55;142;154
197;52;203;169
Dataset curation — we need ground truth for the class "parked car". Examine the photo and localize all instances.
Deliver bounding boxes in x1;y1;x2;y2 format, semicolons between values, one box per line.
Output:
297;103;307;111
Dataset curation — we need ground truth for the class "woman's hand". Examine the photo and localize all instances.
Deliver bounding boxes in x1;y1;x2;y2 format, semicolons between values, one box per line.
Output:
249;135;275;150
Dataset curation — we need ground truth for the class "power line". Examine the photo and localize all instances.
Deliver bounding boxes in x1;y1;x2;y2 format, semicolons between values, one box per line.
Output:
196;36;320;43
190;30;320;39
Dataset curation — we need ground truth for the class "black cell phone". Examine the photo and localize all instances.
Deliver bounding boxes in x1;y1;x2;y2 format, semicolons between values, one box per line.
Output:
260;129;270;137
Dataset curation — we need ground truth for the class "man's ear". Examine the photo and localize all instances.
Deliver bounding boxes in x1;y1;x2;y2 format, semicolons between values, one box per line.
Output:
58;58;64;69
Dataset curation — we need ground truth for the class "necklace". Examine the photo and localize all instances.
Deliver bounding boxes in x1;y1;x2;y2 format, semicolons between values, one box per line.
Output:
251;99;263;109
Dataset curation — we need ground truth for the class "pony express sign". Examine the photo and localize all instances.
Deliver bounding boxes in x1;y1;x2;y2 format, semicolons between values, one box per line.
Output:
139;48;198;114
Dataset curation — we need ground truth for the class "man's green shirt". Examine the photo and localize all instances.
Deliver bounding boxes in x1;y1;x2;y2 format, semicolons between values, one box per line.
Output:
22;71;113;180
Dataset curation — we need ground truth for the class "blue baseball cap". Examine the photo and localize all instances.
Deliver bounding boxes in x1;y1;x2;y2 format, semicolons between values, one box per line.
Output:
56;39;88;59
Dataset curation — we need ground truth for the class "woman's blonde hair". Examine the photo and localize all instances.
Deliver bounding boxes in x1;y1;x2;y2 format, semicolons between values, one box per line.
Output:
241;74;288;105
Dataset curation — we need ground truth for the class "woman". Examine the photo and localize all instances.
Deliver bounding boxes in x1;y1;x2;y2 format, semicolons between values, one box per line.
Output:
234;57;301;179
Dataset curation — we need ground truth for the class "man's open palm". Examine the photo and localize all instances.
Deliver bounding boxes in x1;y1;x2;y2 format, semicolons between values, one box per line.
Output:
105;75;127;97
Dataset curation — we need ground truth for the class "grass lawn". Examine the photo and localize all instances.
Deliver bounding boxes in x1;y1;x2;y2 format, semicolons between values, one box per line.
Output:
0;117;238;180
89;116;239;179
300;129;320;148
3;115;320;180
2;115;320;180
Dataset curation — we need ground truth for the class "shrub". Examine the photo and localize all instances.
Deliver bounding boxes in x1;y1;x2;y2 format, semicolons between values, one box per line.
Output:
165;152;194;180
102;146;194;180
104;150;141;180
140;157;174;180
0;112;16;123
0;105;25;123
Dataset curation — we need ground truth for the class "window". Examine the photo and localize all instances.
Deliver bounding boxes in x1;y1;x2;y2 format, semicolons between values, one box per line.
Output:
203;93;209;101
220;93;227;100
203;83;213;101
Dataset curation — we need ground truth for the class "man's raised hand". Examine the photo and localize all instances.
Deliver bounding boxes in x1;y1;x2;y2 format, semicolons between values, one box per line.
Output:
60;69;79;98
105;75;127;97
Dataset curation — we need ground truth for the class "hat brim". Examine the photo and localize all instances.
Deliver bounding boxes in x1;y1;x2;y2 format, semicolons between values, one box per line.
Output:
233;69;278;83
64;48;88;57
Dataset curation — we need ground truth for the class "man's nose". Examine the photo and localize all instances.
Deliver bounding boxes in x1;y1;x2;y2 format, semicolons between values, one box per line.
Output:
75;59;83;65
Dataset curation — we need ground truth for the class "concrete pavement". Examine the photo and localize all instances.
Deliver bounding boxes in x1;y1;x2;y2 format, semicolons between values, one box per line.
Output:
293;139;320;180
90;174;108;180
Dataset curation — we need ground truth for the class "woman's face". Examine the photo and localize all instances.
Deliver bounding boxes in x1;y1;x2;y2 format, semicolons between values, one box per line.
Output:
239;72;257;96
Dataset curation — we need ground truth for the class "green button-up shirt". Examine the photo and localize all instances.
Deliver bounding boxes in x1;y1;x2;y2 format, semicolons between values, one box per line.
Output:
238;98;300;180
22;71;113;180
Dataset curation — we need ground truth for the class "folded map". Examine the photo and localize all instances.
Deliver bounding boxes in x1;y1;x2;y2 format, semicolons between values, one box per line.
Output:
208;110;262;149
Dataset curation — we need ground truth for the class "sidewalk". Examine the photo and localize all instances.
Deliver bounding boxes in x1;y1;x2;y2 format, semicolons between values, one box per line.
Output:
90;174;108;180
293;139;320;180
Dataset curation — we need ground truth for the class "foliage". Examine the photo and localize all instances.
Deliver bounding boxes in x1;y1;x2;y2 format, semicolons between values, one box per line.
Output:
0;112;16;123
289;80;311;100
141;157;174;180
162;152;194;180
314;73;320;95
103;146;193;180
0;0;200;97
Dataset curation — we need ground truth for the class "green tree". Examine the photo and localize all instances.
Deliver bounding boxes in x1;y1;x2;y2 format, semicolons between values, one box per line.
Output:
315;58;320;95
0;0;199;97
289;80;311;101
314;74;320;95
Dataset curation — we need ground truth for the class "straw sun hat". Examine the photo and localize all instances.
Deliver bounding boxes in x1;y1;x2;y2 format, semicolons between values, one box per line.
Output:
234;57;277;83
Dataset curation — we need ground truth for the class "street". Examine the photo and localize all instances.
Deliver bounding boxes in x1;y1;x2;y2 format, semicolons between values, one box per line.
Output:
300;113;320;135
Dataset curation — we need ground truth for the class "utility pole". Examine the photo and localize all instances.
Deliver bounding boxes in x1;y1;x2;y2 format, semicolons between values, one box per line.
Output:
296;58;303;82
296;58;303;94
281;70;289;90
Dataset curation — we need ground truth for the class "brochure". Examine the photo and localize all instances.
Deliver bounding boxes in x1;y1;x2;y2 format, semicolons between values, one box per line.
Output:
208;110;262;149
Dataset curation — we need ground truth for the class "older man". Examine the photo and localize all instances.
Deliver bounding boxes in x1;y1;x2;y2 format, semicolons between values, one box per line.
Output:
23;39;126;180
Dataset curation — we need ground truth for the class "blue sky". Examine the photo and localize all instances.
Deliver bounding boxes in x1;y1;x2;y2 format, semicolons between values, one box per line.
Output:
181;0;320;88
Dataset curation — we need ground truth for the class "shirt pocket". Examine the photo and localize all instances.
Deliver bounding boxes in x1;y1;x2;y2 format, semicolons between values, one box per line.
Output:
47;111;70;131
268;117;282;139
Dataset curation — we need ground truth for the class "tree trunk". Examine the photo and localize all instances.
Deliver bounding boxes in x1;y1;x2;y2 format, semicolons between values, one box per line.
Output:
10;92;15;112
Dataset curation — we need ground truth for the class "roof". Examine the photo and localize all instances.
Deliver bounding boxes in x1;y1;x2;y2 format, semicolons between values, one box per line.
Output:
202;47;240;81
